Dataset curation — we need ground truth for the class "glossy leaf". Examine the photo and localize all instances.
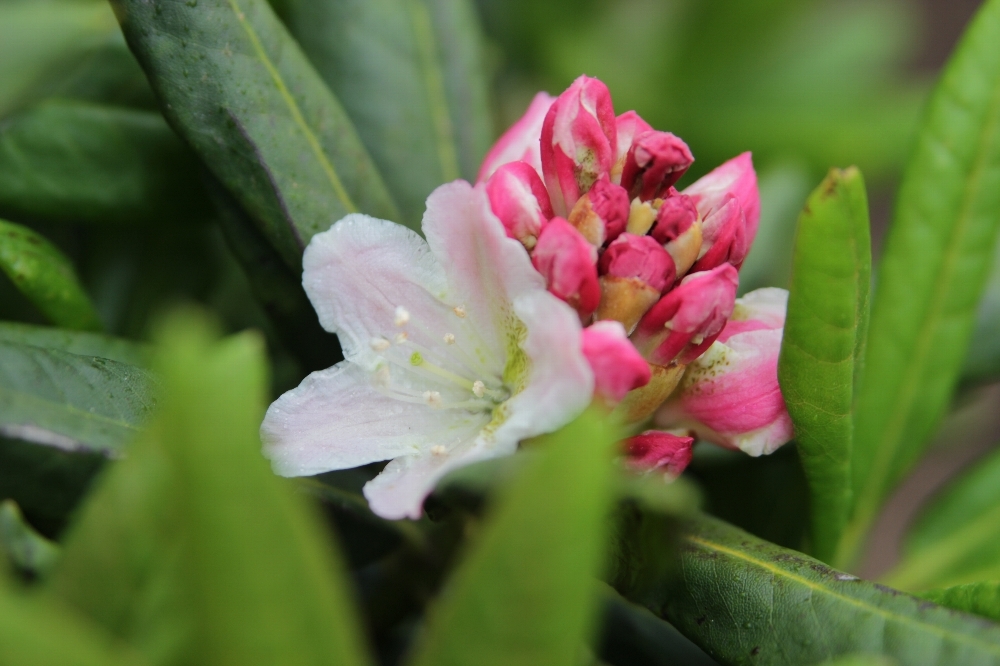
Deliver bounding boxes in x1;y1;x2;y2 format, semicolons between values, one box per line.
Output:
0;322;150;368
625;514;1000;665
285;0;493;227
0;339;155;456
408;409;621;666
111;0;399;269
0;219;103;331
884;446;1000;591
848;0;1000;559
777;167;871;565
51;311;371;666
922;582;1000;624
0;571;145;666
0;500;60;577
0;101;209;226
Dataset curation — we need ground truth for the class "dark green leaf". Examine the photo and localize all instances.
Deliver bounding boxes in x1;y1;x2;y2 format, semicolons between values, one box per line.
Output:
0;500;60;577
0;219;103;330
0;572;145;666
408;410;621;666
777;166;871;565
963;234;1000;383
286;0;492;227
0;322;150;367
0;101;209;226
848;0;1000;560
922;582;1000;624
111;0;399;269
884;446;1000;591
0;340;155;455
51;311;371;666
629;514;1000;666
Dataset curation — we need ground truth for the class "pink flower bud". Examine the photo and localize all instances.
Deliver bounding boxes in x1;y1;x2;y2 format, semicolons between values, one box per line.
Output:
632;264;739;366
581;320;651;402
485;161;554;249
650;189;698;244
540;76;618;217
656;288;792;457
691;194;749;272
625;430;695;476
532;217;601;319
477;92;555;183
683;152;760;249
599;233;675;294
567;176;630;246
612;110;653;183
620;130;694;202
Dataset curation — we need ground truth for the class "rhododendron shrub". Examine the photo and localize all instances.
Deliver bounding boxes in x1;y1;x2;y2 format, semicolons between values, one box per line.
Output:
3;1;1000;665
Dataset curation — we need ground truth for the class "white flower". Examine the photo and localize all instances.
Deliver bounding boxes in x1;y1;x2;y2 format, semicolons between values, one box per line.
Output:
260;181;594;519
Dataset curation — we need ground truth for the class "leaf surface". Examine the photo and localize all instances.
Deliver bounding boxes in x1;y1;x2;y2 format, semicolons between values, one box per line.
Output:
0;219;103;330
625;514;1000;666
777;167;871;565
922;582;1000;624
285;0;492;227
848;0;1000;559
50;312;371;666
0;322;150;367
110;0;399;268
408;410;621;666
0;500;60;577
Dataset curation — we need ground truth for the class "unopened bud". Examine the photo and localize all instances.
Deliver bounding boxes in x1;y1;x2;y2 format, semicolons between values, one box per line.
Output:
582;320;651;403
485;161;553;249
532;217;601;319
632;264;738;366
540;76;618;217
691;194;748;272
625;430;695;476
620;130;694;202
652;191;702;277
683;152;760;248
611;110;653;184
477;91;554;183
596;234;675;333
567;176;630;246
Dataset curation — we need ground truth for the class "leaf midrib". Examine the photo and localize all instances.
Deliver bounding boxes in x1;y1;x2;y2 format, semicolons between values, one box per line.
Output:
686;534;1000;655
226;0;358;215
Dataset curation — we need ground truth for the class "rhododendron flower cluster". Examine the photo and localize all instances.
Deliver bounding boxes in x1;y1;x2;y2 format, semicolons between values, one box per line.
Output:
261;74;794;519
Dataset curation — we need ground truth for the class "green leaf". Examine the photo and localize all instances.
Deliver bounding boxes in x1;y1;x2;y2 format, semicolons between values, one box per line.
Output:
0;219;103;330
111;0;399;269
0;500;60;577
847;0;1000;560
628;514;1000;666
0;572;145;666
408;410;621;666
0;339;155;455
0;0;121;117
963;233;1000;383
0;322;150;367
777;166;871;565
0;101;209;227
922;582;1000;624
51;311;371;666
883;445;1000;591
285;0;493;227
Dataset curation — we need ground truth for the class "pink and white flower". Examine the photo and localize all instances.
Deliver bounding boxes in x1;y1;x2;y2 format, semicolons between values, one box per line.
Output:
261;182;593;520
655;288;793;456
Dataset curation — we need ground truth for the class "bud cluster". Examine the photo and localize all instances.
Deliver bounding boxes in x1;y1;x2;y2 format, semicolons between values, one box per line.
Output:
480;75;762;435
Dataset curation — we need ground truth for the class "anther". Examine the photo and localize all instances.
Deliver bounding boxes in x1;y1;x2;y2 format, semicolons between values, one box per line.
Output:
472;380;486;398
423;390;443;408
443;333;456;344
370;337;391;352
453;305;467;318
394;306;411;327
430;445;447;456
395;331;409;344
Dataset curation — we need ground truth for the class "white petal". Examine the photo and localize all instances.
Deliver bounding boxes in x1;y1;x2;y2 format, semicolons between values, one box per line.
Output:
301;215;452;368
261;362;489;477
494;290;594;445
422;181;546;358
363;434;513;520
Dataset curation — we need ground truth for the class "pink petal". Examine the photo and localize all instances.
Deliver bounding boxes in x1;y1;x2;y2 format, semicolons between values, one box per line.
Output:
477;92;555;183
683;152;760;247
581;320;651;402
